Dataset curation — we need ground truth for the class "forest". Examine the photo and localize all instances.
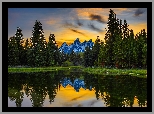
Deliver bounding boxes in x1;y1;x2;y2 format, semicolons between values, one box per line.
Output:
8;9;147;69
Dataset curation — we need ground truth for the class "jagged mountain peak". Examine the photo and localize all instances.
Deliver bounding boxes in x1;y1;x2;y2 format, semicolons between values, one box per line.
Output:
74;38;80;44
59;38;94;54
61;42;68;46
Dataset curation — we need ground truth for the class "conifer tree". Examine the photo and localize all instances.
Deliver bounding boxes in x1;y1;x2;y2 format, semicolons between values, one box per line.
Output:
22;39;29;66
83;46;93;67
14;27;24;65
8;27;24;66
135;29;147;68
46;34;57;66
121;20;130;68
127;29;137;68
104;9;119;67
28;20;47;67
92;36;101;67
8;36;19;66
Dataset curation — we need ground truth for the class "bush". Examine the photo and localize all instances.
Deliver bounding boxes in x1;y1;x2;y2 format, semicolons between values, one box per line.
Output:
62;61;73;67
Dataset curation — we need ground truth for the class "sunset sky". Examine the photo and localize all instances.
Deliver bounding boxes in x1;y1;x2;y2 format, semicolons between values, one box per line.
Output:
8;8;147;47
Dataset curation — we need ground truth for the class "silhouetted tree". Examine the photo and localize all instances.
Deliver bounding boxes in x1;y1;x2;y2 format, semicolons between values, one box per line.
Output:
83;46;93;67
46;34;58;66
104;9;119;67
92;36;101;67
135;29;147;68
28;20;47;67
8;27;24;66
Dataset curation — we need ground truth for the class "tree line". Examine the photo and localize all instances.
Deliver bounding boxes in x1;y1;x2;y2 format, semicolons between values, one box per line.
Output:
8;9;147;69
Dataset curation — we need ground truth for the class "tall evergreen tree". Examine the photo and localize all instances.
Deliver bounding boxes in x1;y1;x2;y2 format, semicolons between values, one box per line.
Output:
14;27;24;65
46;34;58;66
92;36;101;67
110;18;123;68
121;20;130;68
135;29;147;68
104;9;119;67
98;41;107;67
127;29;138;68
8;27;24;66
28;20;47;67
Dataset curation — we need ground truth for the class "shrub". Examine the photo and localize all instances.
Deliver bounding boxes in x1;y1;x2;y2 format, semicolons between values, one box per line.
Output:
62;61;73;67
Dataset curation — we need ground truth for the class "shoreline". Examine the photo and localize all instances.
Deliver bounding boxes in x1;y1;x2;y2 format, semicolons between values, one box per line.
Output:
8;66;147;78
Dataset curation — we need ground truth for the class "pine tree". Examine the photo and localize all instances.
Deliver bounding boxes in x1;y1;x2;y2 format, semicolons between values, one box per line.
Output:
29;20;47;67
8;36;19;66
92;36;101;67
127;29;137;68
8;27;24;66
46;34;58;66
69;50;76;65
98;41;106;67
104;9;119;67
135;29;147;68
122;20;130;68
14;27;24;65
83;46;93;67
110;18;123;68
22;39;29;66
53;47;65;66
113;31;123;68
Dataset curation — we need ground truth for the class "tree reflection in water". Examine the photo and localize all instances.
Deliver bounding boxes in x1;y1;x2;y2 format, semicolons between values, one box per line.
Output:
8;71;147;107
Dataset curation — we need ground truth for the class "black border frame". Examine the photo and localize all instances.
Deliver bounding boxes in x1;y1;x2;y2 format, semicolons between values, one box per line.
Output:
3;2;152;112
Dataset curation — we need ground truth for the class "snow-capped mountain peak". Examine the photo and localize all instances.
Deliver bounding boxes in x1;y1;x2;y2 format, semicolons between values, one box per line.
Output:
59;38;94;54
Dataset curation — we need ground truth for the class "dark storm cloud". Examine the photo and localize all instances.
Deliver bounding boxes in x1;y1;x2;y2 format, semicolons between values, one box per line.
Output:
88;23;103;33
74;17;83;26
63;21;78;28
89;14;106;23
69;28;87;37
134;8;146;17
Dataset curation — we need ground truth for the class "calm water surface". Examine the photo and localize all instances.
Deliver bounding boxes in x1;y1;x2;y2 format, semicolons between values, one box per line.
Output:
8;70;147;107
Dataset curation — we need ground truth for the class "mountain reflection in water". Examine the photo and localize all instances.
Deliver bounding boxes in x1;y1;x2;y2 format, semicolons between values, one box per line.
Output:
8;70;147;107
60;77;92;92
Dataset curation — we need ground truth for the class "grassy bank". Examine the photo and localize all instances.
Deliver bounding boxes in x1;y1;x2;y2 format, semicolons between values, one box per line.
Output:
8;66;82;73
8;66;147;78
82;67;147;78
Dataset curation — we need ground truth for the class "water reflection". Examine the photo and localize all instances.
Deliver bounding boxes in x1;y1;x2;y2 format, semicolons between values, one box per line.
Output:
60;78;92;92
8;71;147;107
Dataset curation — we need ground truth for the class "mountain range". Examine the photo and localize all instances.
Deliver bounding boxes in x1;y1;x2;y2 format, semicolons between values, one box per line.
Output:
59;38;94;54
60;77;92;92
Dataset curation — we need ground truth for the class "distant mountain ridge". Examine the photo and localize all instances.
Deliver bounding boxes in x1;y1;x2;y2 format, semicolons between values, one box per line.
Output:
59;38;94;54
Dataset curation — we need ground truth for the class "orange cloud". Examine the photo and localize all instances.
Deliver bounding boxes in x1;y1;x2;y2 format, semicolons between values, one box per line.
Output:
43;84;100;107
44;27;106;47
75;8;129;21
60;29;105;46
109;8;129;14
46;17;61;25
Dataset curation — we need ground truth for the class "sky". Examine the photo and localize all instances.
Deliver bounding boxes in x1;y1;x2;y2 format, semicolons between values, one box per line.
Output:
8;8;147;47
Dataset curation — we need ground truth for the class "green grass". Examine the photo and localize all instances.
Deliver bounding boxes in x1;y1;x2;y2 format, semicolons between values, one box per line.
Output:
82;67;147;78
8;66;147;78
8;66;82;73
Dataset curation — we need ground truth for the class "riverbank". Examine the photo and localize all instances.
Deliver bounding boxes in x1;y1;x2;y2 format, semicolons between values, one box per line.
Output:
8;66;81;73
8;66;147;78
82;67;147;78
